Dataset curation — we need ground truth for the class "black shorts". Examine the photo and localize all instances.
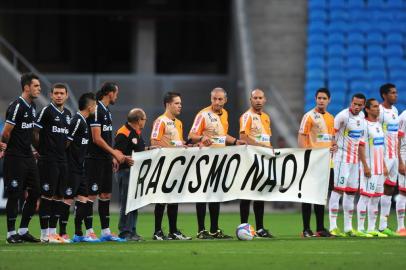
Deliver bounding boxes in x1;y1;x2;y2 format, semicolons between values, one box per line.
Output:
38;159;68;197
64;169;88;199
85;158;112;195
3;155;39;198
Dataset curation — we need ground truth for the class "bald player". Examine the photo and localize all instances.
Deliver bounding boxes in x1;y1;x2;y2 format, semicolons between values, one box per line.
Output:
239;89;274;238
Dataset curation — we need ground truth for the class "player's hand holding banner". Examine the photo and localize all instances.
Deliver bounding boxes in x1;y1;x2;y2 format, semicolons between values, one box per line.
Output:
126;146;330;213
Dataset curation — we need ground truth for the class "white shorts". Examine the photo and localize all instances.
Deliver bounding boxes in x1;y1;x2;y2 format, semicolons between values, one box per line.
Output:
360;173;384;197
334;161;360;192
399;154;406;192
384;158;398;186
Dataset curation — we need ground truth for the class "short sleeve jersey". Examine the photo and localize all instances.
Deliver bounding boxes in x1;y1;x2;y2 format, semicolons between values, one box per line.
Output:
299;108;335;149
239;109;272;146
398;110;406;157
35;103;71;161
66;112;89;172
333;108;366;164
115;123;146;170
4;96;36;157
87;101;113;159
378;104;399;159
360;120;385;175
189;106;229;147
151;114;184;147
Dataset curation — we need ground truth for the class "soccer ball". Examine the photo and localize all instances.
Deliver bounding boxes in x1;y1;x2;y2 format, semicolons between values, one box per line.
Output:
236;223;256;241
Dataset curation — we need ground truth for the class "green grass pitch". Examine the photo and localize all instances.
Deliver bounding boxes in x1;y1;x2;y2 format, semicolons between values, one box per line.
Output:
0;212;405;270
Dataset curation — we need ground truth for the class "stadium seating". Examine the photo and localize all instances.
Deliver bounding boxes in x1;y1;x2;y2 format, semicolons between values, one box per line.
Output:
306;0;406;115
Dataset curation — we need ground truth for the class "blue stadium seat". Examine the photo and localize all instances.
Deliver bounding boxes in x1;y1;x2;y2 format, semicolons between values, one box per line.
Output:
304;102;314;112
306;69;325;80
370;80;387;92
328;21;348;33
347;57;365;69
350;80;371;94
328;44;346;57
385;45;404;57
330;0;347;9
328;80;347;94
308;21;328;34
306;57;325;69
387;58;406;69
330;91;347;105
307;44;326;57
328;33;345;44
328;68;346;80
367;45;384;57
330;10;349;21
305;79;325;93
347;33;365;45
358;21;373;33
347;45;365;57
367;57;385;69
309;10;328;22
309;0;327;10
366;32;384;44
367;0;385;10
308;33;325;45
387;0;404;9
389;70;406;81
348;0;365;9
327;57;345;69
349;10;369;22
386;33;403;44
371;10;394;21
368;69;387;81
348;68;368;80
328;103;344;116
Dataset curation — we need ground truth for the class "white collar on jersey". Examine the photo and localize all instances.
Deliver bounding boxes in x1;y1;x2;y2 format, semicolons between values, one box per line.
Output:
77;112;87;122
50;102;65;114
19;96;31;108
98;100;109;112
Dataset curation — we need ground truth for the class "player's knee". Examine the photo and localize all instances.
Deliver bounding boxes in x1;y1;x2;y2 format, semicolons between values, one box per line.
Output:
64;198;74;205
99;193;111;200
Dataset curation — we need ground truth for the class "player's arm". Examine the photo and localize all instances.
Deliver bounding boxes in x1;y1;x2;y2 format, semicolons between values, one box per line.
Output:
91;126;125;163
114;133;134;167
297;133;308;148
225;134;246;145
399;135;405;176
0;123;14;156
358;142;371;177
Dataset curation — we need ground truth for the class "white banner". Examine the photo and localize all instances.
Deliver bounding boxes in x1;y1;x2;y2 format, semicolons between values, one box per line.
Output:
126;146;330;213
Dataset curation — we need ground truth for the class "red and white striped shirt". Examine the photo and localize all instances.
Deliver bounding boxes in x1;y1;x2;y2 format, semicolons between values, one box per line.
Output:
360;120;385;175
378;104;399;159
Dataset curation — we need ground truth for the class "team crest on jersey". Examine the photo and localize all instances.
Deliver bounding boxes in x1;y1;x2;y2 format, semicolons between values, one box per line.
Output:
253;116;259;121
132;138;138;145
10;180;18;188
55;116;60;122
65;188;73;196
42;183;50;191
24;112;28;118
66;115;71;124
91;183;98;192
32;109;36;116
357;120;360;126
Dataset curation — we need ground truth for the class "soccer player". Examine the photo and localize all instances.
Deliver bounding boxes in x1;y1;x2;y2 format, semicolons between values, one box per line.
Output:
188;87;246;239
239;89;274;238
34;83;72;243
85;82;127;242
357;98;387;237
298;88;336;237
398;109;406;236
329;93;366;237
377;83;400;236
150;92;191;240
64;93;99;242
0;73;41;243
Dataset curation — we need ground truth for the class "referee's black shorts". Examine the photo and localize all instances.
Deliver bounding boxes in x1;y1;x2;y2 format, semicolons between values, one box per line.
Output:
38;159;68;198
3;155;39;198
85;158;113;196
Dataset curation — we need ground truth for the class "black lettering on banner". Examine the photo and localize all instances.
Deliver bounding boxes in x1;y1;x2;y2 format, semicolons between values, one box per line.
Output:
162;156;186;193
189;155;209;193
240;155;265;190
203;155;228;192
298;150;312;198
178;156;195;193
145;156;165;195
278;154;297;193
135;159;152;199
258;156;277;192
222;154;240;192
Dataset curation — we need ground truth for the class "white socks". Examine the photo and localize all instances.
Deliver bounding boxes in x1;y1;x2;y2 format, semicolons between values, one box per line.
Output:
343;193;355;232
357;195;369;231
396;194;406;231
41;229;49;238
368;197;380;232
329;191;342;231
101;228;111;236
18;228;28;235
379;195;392;231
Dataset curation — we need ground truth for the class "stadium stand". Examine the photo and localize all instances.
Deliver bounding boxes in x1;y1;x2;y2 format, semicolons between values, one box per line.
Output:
305;0;406;115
